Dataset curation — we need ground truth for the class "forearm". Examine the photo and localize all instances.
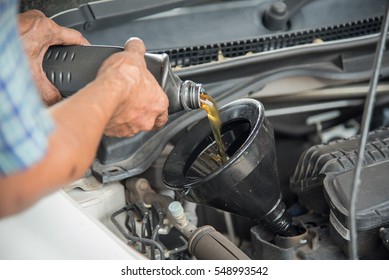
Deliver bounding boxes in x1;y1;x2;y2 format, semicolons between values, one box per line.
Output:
48;79;118;182
0;80;120;217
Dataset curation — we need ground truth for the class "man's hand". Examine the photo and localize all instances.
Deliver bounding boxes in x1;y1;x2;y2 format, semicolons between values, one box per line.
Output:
18;10;89;105
95;38;169;138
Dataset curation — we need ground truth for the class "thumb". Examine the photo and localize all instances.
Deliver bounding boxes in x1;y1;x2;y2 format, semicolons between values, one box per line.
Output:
124;37;146;57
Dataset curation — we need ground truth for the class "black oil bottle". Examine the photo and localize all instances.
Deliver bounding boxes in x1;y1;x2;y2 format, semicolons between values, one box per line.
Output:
42;45;202;113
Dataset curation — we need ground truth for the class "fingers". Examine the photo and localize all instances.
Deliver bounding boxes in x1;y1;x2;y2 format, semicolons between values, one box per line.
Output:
153;111;169;130
56;25;90;46
124;37;146;57
40;84;62;106
19;10;89;106
104;125;136;138
37;79;62;106
97;37;169;138
19;10;89;47
104;109;168;138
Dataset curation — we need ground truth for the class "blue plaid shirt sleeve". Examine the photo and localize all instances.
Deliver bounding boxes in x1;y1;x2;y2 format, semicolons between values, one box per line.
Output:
0;0;55;175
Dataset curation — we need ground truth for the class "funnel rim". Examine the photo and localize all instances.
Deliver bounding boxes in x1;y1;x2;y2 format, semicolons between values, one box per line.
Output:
163;98;265;190
203;98;264;180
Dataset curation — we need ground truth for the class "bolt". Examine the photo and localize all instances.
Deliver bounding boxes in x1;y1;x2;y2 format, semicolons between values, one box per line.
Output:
271;1;287;15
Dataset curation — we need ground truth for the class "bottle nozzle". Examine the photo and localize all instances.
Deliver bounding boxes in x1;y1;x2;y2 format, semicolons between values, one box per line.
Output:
180;80;203;110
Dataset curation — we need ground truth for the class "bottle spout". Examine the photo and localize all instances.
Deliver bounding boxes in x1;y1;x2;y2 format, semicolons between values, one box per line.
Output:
180;80;203;111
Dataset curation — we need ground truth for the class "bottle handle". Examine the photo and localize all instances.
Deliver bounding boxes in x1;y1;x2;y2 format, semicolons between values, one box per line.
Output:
42;45;164;98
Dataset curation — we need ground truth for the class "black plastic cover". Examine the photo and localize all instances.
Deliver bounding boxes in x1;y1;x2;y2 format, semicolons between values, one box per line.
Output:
290;127;389;213
50;0;387;68
324;162;389;258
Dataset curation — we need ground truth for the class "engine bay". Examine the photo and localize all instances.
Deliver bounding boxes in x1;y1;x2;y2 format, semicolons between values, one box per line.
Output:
16;0;389;260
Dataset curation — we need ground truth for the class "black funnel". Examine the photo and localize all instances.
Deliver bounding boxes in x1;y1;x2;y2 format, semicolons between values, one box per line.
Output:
163;98;296;236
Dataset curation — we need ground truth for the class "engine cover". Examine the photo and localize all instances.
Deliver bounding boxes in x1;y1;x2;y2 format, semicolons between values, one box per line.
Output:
324;162;389;258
